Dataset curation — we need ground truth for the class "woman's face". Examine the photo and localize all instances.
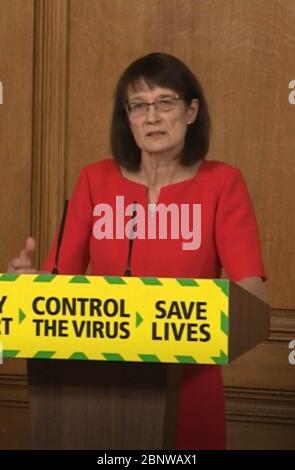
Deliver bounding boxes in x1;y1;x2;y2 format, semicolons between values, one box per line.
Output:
126;82;198;159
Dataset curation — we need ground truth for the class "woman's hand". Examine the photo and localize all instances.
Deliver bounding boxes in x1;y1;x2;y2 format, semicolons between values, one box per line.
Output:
7;237;38;274
236;276;266;301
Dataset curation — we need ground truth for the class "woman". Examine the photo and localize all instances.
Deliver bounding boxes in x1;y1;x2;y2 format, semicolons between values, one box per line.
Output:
8;52;266;449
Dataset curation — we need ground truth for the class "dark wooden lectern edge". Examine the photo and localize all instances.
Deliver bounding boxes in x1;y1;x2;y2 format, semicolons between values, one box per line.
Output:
163;365;182;449
228;282;271;362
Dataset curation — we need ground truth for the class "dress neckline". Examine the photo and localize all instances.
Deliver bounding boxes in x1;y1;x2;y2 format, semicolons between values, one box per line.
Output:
115;159;207;192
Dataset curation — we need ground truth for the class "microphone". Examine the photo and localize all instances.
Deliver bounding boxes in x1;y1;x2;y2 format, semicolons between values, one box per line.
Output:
124;201;137;277
52;199;69;274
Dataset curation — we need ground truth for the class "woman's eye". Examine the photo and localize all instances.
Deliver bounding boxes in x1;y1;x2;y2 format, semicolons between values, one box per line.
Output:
157;99;174;109
131;103;145;111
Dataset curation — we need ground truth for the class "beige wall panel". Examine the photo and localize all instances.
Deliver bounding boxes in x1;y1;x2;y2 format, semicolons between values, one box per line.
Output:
224;341;295;390
0;0;34;270
67;0;146;185
30;0;69;264
227;421;295;450
0;0;33;450
226;383;295;449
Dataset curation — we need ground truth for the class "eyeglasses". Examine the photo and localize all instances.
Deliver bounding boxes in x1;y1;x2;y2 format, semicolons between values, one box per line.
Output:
125;95;183;118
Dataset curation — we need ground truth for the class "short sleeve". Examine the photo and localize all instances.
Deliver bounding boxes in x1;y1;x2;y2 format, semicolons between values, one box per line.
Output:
42;167;93;274
215;169;266;281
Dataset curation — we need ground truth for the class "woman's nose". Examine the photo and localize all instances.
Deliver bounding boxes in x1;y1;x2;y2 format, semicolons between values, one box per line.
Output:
145;104;161;122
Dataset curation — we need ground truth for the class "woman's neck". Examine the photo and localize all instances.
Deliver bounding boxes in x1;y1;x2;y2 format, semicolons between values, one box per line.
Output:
140;154;181;187
120;153;202;190
137;152;201;187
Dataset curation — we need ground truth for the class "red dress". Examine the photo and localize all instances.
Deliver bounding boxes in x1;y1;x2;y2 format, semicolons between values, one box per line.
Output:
44;158;265;449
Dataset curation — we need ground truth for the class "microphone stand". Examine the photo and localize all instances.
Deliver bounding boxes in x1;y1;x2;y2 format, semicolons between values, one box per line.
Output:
124;201;137;277
52;199;69;274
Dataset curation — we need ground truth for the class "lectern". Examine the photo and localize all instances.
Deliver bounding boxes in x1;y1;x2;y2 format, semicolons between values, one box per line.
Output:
0;274;270;449
27;360;181;449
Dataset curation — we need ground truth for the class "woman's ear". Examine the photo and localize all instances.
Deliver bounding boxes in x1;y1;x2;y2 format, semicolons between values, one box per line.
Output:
187;98;199;124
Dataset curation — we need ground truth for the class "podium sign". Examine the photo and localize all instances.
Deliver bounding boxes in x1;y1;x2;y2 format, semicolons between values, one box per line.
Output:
0;273;270;365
